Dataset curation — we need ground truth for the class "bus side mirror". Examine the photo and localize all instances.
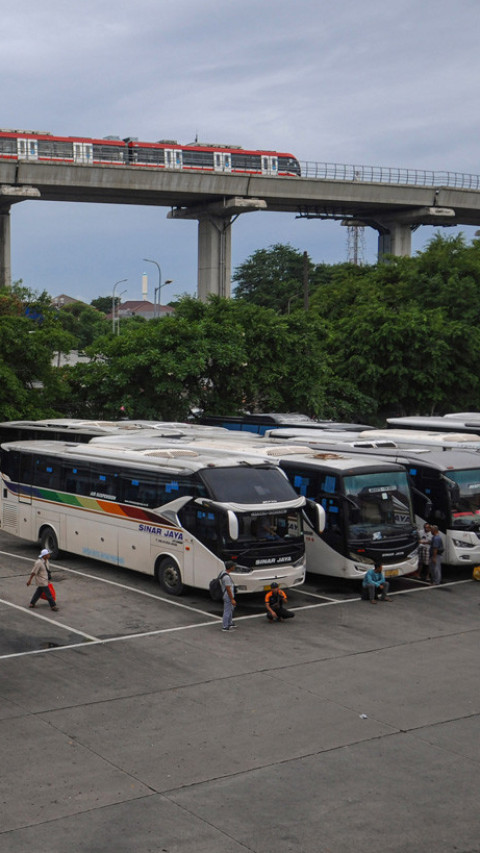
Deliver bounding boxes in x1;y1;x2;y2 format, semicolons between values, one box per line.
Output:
306;500;325;534
227;510;239;540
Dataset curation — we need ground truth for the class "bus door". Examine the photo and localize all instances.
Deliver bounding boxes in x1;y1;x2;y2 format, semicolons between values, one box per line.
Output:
19;453;33;504
178;501;227;584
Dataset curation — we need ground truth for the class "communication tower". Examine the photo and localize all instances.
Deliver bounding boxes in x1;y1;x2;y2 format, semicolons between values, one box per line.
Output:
346;223;366;265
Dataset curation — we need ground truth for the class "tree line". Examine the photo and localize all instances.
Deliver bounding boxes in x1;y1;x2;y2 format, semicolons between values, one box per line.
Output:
1;233;479;424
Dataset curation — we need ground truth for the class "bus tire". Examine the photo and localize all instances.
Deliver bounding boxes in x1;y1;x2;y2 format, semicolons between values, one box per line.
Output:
40;527;59;560
157;558;184;595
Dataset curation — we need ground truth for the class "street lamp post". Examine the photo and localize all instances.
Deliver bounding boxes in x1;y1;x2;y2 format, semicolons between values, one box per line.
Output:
143;258;172;317
112;278;127;334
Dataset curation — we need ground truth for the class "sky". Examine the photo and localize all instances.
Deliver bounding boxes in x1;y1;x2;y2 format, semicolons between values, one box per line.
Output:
2;0;480;305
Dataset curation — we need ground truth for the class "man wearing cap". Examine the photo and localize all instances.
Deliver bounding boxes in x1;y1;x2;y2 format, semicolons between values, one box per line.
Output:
265;582;294;621
27;549;58;611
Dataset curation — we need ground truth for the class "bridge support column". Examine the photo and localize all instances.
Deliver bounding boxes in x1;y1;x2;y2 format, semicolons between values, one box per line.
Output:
377;221;412;258
168;197;267;301
198;214;232;300
0;206;12;289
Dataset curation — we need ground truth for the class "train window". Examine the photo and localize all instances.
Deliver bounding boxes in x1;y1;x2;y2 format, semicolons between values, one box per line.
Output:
182;149;212;169
0;137;17;156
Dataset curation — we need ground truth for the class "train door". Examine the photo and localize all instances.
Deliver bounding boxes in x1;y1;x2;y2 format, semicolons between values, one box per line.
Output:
213;152;232;172
17;138;38;160
73;143;93;164
164;149;183;169
261;155;278;175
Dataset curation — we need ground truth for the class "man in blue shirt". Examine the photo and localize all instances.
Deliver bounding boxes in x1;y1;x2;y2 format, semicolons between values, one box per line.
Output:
429;525;443;586
362;564;392;604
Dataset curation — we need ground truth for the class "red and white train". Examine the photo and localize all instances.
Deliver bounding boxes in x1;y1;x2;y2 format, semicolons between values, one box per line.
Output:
0;128;301;177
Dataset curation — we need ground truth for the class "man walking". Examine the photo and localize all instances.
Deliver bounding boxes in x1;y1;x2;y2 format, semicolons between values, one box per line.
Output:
27;548;58;611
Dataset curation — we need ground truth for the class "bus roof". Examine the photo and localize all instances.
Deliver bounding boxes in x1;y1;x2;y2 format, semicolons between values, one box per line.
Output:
0;439;286;474
263;440;480;473
266;426;480;450
99;436;410;474
387;416;480;433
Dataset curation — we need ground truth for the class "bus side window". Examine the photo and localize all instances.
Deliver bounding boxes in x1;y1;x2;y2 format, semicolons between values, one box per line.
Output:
63;465;92;496
33;455;61;490
91;472;118;499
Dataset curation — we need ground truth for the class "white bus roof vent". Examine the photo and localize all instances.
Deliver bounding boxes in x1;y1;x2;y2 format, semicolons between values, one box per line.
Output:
266;445;316;457
140;448;199;459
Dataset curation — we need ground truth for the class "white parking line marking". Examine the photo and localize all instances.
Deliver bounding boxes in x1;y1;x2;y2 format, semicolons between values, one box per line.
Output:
0;550;221;621
0;548;474;661
294;588;343;602
0;598;99;641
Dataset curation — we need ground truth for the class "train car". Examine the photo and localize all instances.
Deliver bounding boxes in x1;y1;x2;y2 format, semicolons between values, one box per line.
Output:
0;128;126;165
125;138;301;176
0;128;301;176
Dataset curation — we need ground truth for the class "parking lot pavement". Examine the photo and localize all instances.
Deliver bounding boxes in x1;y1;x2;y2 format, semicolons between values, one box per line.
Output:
0;534;479;853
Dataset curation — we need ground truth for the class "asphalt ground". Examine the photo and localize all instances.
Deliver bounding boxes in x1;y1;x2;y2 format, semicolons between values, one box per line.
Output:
0;530;479;853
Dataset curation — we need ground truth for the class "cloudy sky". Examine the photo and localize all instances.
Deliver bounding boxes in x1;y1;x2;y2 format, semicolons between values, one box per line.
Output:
2;0;480;304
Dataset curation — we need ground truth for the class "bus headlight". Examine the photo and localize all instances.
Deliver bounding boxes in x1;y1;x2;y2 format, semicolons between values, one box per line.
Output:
452;538;475;548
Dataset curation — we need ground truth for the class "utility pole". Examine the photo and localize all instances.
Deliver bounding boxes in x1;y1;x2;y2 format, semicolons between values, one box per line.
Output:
303;250;309;310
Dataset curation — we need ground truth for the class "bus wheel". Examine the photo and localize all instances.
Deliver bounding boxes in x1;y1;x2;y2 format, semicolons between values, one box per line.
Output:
40;527;59;560
157;558;184;595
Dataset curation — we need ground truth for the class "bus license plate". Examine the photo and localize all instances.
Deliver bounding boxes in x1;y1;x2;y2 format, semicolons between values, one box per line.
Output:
384;569;399;578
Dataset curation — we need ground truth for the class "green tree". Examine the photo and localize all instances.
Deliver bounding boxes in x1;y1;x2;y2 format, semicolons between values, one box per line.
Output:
233;244;315;313
90;295;114;314
56;302;111;349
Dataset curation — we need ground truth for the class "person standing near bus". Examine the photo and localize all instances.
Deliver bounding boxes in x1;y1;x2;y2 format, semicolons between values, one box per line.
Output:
429;525;443;585
416;522;432;580
220;560;237;631
26;549;58;611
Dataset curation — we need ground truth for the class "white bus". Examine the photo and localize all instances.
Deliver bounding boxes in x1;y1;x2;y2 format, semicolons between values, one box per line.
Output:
92;436;418;581
0;419;231;445
260;432;480;569
266;426;480;452
0;439;324;595
387;415;480;434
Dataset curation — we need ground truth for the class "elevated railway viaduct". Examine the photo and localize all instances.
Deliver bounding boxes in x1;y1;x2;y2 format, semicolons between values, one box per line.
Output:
2;159;480;298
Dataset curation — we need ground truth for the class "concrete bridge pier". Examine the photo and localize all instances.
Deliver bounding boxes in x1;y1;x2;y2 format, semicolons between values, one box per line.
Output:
197;213;232;300
377;220;413;258
169;197;267;300
0;186;41;289
0;206;12;289
372;207;456;260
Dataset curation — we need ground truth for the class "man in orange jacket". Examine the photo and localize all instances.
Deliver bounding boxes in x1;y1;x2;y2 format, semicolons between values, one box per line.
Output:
265;582;294;622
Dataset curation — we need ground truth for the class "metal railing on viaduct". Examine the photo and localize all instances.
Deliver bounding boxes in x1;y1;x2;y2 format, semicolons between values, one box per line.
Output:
2;156;480;299
300;161;480;190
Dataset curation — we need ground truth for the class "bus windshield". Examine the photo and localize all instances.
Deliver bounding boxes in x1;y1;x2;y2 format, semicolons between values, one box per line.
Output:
200;465;296;503
344;470;414;540
446;468;480;530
